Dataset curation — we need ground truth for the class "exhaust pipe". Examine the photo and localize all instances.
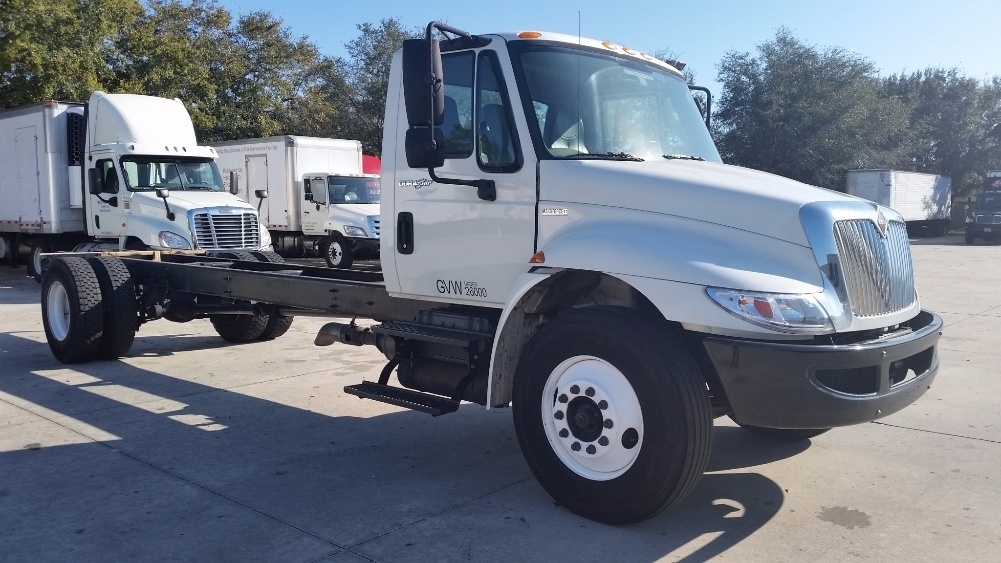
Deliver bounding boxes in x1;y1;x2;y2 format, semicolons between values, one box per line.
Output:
314;321;396;359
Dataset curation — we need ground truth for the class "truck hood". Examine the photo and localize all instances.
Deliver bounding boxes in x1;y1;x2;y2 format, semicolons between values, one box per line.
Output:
540;160;860;246
328;203;380;220
130;190;256;214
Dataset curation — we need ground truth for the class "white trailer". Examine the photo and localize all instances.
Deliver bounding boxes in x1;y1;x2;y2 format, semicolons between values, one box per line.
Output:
0;93;270;279
846;169;952;235
213;136;380;268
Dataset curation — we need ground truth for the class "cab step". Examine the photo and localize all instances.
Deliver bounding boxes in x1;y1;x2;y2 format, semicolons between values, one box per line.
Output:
344;381;460;416
372;320;493;347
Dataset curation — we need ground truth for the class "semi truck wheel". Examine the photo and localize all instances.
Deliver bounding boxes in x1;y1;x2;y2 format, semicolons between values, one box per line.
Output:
728;417;830;441
28;240;51;283
41;257;105;364
210;313;270;343
250;251;294;341
323;233;354;269
512;307;712;524
87;257;139;359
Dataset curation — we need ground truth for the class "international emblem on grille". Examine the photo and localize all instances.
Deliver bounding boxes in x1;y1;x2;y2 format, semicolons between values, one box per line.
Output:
876;209;888;238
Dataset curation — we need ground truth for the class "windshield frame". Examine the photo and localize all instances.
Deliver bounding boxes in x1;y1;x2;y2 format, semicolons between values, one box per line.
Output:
506;40;722;163
119;156;225;192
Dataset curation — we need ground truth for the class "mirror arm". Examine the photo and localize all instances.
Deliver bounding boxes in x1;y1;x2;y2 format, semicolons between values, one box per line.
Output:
689;85;712;129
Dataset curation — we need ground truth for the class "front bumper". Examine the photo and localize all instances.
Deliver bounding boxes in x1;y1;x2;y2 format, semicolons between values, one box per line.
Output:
348;237;380;254
703;310;942;429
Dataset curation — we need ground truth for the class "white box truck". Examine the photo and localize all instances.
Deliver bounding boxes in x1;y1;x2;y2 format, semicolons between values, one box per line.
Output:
38;23;942;525
212;136;380;268
846;169;952;235
0;92;271;279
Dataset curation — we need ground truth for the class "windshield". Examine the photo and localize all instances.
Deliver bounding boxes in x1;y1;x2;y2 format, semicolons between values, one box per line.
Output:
509;42;722;163
120;157;225;191
975;191;1001;212
328;176;380;204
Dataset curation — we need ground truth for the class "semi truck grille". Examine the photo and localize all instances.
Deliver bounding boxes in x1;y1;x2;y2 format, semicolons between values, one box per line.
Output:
192;212;260;249
833;219;915;317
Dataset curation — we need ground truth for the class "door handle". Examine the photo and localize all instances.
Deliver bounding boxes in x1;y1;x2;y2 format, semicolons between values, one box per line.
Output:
397;212;414;254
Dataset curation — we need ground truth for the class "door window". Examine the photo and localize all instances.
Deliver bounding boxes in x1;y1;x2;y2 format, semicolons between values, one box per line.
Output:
476;51;520;172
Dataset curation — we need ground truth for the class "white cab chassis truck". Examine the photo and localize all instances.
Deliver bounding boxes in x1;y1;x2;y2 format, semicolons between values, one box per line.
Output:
846;169;952;236
0;92;271;280
212;136;381;268
38;24;943;525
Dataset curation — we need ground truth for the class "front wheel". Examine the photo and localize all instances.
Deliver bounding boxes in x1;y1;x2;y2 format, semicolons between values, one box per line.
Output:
323;233;354;269
512;307;712;524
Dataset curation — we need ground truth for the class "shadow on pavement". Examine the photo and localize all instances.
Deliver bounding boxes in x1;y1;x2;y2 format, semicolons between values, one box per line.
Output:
0;332;800;562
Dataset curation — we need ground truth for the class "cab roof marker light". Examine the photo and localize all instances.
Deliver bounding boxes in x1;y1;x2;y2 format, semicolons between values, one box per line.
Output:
518;31;542;39
601;41;618;50
622;47;637;55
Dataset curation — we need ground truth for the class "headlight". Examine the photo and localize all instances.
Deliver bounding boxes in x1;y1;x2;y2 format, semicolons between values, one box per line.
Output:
707;287;834;334
259;224;272;247
342;225;368;237
158;231;192;249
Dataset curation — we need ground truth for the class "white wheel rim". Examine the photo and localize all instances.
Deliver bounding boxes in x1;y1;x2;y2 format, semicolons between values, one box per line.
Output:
328;242;343;264
32;247;45;273
541;355;644;481
46;280;71;341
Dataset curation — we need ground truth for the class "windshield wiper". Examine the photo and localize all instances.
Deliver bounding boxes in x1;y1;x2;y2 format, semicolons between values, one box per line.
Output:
663;154;705;161
561;152;644;162
182;185;215;190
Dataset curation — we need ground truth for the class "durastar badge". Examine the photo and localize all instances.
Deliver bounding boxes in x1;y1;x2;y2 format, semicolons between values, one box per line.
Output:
399;178;432;189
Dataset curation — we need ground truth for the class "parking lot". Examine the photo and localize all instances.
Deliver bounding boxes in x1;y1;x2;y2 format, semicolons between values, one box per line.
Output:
1;237;999;562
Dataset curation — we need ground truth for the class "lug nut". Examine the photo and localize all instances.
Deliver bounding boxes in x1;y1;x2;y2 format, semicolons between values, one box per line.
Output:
559;429;569;438
598;400;608;410
586;445;596;454
598;436;609;446
554;410;564;420
585;387;595;397
570;385;580;394
571;442;581;451
558;394;568;404
603;419;614;429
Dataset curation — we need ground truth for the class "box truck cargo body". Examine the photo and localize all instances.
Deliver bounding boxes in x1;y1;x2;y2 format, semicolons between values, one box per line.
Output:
846;170;952;235
0;92;269;279
213;136;380;268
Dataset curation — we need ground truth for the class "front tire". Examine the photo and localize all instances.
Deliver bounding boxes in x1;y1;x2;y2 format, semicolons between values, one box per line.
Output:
512;307;712;524
41;257;105;364
323;233;354;269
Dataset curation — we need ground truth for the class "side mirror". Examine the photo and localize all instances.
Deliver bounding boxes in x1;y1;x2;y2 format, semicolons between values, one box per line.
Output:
88;168;104;195
406;128;445;169
229;170;239;195
156;188;170;199
402;38;444;127
689;85;712;129
255;189;268;199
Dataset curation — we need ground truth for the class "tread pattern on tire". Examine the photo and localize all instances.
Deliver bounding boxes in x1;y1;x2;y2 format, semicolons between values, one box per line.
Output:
250;251;294;340
42;257;104;364
87;257;138;359
210;314;270;343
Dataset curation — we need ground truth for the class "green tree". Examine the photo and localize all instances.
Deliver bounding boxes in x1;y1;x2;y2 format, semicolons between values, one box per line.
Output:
714;30;910;190
884;69;1001;197
330;18;422;155
0;0;142;107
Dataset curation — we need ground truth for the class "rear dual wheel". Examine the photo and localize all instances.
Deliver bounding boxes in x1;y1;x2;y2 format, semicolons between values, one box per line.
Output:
512;307;713;524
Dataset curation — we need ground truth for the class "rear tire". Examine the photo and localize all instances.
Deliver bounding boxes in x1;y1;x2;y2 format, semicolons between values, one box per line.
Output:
41;257;104;364
87;257;139;359
210;313;270;343
28;240;51;283
323;233;354;269
512;307;712;524
250;251;294;341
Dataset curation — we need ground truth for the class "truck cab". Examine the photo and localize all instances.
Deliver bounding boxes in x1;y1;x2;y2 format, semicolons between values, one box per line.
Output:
303;172;381;267
965;173;1001;243
83;92;270;253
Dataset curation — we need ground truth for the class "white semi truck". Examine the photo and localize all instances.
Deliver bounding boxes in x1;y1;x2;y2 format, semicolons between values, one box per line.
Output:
38;23;943;525
0;91;271;279
212;136;380;268
846;169;952;235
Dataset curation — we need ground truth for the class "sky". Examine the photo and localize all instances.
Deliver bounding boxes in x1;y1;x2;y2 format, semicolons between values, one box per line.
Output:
214;0;1000;94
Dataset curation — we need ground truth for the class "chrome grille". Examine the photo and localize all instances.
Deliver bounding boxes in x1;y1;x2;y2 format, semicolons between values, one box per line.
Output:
192;212;261;249
833;220;914;317
368;215;381;238
974;213;1001;224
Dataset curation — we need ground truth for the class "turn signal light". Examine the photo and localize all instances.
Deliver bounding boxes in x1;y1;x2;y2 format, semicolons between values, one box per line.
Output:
529;251;546;264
